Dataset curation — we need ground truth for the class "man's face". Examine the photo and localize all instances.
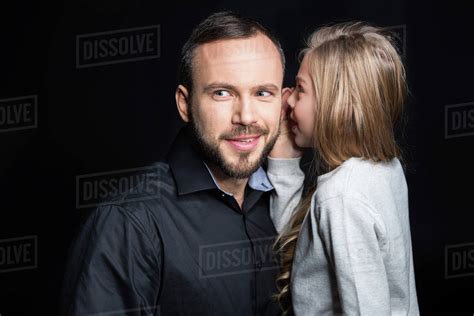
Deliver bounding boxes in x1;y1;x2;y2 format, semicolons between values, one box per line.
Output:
187;33;284;179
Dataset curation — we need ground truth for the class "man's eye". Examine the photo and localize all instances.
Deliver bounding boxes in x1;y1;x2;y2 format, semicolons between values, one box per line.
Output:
214;90;231;97
257;91;272;97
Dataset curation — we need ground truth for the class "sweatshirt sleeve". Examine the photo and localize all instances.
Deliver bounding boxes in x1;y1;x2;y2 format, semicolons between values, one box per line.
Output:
266;156;305;234
316;194;391;315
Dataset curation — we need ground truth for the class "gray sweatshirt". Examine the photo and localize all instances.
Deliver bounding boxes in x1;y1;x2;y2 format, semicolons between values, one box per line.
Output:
266;156;419;316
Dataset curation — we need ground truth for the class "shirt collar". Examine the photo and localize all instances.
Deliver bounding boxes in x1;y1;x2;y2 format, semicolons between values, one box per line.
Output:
203;161;274;196
165;125;274;196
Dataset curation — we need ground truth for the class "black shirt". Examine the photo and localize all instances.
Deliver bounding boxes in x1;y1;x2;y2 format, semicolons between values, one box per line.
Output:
61;125;282;316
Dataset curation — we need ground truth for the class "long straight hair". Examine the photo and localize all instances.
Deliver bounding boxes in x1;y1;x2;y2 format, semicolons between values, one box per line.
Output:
274;21;408;315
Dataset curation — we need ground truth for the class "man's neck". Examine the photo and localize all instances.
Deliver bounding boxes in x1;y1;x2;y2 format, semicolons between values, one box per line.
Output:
207;164;249;209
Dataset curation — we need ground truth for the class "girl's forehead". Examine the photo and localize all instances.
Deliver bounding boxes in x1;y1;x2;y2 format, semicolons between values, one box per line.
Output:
297;55;311;80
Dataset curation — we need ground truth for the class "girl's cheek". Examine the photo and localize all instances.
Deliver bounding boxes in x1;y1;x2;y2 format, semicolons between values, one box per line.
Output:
301;106;315;143
293;101;304;122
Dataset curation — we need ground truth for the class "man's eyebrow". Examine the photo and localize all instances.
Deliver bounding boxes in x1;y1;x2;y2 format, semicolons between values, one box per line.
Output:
254;83;280;92
202;82;280;93
202;82;238;93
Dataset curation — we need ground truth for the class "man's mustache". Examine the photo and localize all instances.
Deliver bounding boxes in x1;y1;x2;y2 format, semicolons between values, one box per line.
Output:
220;126;269;139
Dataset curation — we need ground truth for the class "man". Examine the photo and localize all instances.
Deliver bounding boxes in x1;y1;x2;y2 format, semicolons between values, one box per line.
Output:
61;11;287;315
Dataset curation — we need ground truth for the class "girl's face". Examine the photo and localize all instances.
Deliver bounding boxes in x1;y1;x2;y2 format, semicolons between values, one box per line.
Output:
287;54;316;148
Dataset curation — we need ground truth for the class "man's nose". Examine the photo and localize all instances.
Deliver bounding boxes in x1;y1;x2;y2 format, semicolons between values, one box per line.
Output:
232;97;257;126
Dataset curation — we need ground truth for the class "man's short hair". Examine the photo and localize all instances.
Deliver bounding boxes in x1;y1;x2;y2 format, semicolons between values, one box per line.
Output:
178;11;286;96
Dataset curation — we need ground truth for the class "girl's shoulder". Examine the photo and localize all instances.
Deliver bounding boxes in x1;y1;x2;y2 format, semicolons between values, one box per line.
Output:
315;157;405;204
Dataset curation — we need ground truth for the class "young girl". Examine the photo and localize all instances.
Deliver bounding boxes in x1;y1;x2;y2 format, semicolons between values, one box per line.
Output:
267;22;420;315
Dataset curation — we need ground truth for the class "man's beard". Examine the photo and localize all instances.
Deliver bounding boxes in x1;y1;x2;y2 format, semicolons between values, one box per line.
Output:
188;106;281;179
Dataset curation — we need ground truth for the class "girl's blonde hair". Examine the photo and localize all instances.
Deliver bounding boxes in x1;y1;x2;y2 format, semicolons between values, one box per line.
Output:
274;21;408;315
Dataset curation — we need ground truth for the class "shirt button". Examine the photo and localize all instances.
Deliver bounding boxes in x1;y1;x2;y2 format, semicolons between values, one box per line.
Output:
221;193;225;198
256;261;262;269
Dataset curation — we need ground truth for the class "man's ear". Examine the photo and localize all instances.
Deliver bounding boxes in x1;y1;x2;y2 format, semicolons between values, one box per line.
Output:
281;87;293;120
175;84;191;122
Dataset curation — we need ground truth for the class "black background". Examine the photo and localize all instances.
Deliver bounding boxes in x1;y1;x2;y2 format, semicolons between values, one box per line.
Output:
1;0;473;315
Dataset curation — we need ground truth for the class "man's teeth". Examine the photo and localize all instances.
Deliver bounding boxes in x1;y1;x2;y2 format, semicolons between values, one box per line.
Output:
229;138;255;143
